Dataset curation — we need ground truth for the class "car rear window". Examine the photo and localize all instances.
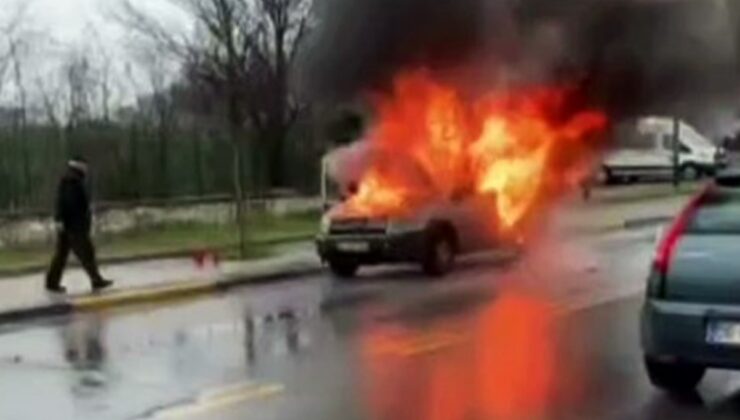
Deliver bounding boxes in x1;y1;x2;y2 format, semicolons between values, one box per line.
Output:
688;189;740;234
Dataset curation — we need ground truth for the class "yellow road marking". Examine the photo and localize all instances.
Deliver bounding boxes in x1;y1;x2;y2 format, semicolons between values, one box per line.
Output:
151;383;285;419
369;332;466;357
398;335;464;357
199;382;261;400
73;280;214;310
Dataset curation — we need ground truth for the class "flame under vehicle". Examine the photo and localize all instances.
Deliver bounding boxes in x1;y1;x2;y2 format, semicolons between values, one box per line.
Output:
315;150;504;278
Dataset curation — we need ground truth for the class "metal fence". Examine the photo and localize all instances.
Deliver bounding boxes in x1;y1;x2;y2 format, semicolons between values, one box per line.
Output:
0;120;325;214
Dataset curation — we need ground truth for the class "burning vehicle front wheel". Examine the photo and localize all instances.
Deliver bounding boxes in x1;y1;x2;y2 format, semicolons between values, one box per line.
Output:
598;166;615;185
422;232;456;277
644;357;705;392
680;164;702;181
329;260;360;279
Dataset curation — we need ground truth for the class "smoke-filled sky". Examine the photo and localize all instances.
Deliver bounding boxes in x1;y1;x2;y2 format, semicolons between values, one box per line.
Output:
0;0;191;105
305;0;740;134
3;0;187;46
4;0;740;134
37;0;117;42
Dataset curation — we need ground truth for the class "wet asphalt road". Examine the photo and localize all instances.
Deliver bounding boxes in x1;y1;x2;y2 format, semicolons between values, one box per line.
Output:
1;228;740;419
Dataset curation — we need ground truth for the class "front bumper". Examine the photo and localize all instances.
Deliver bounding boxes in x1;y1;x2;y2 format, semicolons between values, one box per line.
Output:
642;299;740;369
316;231;426;265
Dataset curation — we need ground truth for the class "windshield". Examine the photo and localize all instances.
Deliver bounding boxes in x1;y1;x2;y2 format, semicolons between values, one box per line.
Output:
687;189;740;234
680;122;714;150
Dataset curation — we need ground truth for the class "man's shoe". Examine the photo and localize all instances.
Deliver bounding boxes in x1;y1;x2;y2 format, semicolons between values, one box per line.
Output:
46;285;67;294
92;279;114;291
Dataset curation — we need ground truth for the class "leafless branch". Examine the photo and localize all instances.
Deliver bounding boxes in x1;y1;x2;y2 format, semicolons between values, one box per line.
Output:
113;0;193;59
36;76;62;127
0;1;32;101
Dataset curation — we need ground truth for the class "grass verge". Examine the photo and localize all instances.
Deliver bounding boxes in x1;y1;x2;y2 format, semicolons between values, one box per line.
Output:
0;211;319;277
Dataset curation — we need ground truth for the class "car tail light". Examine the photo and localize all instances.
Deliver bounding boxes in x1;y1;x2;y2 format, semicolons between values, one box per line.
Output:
653;188;709;278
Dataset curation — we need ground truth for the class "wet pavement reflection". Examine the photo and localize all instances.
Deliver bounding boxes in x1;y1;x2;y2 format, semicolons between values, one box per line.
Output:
62;315;109;400
358;292;561;420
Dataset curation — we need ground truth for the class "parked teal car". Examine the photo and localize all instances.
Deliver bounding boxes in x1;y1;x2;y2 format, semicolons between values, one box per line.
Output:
642;171;740;392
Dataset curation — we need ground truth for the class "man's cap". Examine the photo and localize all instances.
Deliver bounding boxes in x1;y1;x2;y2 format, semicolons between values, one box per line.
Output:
68;156;89;172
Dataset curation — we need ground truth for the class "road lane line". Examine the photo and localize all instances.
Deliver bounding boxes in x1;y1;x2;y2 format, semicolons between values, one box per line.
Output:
197;381;263;401
399;335;464;357
73;280;215;310
368;332;466;357
149;383;285;419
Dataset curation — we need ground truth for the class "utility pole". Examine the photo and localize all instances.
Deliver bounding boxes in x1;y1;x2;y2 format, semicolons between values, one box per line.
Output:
672;117;681;190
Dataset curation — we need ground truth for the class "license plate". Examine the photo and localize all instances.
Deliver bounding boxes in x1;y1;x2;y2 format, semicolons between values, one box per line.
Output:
707;321;740;345
337;241;370;253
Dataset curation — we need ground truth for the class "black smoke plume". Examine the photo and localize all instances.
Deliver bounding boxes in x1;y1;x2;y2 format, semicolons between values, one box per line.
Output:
304;0;739;123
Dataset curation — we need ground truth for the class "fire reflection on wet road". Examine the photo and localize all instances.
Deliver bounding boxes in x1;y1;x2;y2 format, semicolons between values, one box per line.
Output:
359;292;560;420
0;228;739;419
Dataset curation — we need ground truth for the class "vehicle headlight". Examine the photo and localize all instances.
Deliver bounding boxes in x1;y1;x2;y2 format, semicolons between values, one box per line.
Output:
320;214;332;235
387;219;425;234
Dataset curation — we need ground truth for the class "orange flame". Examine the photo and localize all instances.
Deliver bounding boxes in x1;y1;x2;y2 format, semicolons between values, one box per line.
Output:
343;71;608;233
348;169;407;217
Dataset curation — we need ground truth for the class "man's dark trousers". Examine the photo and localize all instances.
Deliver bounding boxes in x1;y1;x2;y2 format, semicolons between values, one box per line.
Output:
46;229;104;289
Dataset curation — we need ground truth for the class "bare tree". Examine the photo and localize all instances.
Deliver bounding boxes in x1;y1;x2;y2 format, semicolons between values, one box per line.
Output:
179;0;312;188
8;36;31;206
84;24;121;124
115;0;313;256
94;46;114;124
2;2;43;209
137;49;176;198
182;0;255;256
0;43;12;101
63;50;94;130
9;38;28;126
0;2;30;101
36;76;63;128
247;0;311;188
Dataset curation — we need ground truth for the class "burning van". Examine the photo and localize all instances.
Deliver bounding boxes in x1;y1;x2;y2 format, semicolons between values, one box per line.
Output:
316;147;502;278
315;72;608;278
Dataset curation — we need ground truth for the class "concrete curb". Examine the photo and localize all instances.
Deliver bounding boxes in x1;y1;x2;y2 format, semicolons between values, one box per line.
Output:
0;262;325;325
588;189;696;206
0;301;74;325
623;216;672;230
563;214;674;237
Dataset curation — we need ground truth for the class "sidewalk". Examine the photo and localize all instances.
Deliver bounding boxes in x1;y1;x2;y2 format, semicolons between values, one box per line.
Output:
556;193;691;234
0;242;322;323
585;182;699;204
550;181;702;234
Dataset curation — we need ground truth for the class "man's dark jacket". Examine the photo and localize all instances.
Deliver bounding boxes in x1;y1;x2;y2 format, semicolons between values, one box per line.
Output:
55;168;91;233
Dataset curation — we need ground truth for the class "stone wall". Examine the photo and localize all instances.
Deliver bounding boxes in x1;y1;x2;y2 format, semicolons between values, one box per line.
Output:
0;197;323;249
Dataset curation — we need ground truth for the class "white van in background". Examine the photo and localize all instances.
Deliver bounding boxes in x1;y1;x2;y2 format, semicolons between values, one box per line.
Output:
601;117;726;184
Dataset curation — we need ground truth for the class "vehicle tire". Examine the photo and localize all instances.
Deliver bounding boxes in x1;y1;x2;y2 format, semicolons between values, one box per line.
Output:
329;260;359;279
422;230;456;277
681;164;701;181
598;167;615;186
644;357;705;392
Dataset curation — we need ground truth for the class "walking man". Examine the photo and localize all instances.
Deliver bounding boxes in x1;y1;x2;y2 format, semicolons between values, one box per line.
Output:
46;157;113;293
